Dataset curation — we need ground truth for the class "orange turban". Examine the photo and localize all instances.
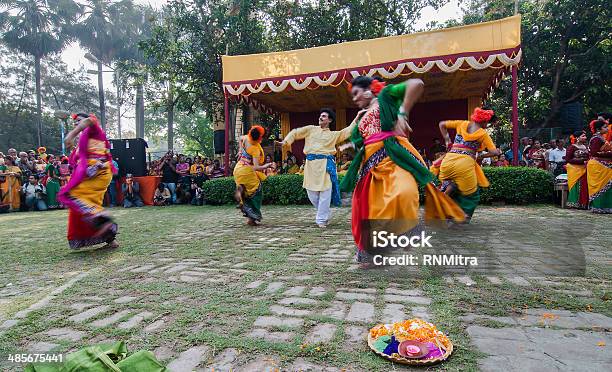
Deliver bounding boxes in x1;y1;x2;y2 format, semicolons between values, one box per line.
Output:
471;107;495;124
248;125;266;143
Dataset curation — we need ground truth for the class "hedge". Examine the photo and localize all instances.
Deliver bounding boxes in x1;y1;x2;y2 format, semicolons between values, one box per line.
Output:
202;167;553;206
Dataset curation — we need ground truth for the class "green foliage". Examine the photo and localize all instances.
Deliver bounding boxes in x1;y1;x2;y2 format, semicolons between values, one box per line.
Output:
202;174;309;206
460;0;611;129
0;0;78;59
201;176;235;205
261;175;309;205
0;44;117;149
266;0;450;51
202;168;553;206
0;102;62;154
480;166;554;204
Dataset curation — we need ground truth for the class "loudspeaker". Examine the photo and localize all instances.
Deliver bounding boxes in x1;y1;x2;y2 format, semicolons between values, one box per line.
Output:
110;138;148;177
214;130;225;154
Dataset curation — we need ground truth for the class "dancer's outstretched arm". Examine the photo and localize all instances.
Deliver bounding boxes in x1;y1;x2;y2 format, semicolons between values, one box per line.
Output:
400;79;424;115
64;117;96;148
438;121;452;148
337;109;368;143
394;79;424;137
276;126;313;147
251;155;273;172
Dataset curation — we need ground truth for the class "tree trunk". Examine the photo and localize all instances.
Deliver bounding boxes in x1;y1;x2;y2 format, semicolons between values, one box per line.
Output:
136;83;145;138
34;55;42;147
167;82;174;151
97;61;106;130
115;70;121;139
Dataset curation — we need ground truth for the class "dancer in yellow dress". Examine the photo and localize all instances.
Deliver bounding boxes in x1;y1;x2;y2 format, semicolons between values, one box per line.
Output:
587;120;612;213
233;125;274;225
565;130;589;209
437;108;501;221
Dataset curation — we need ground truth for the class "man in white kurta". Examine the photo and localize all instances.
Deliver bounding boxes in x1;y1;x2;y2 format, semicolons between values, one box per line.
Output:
280;109;357;227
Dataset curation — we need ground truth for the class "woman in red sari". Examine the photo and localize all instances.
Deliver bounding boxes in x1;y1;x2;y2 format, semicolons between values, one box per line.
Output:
58;113;118;250
528;140;547;170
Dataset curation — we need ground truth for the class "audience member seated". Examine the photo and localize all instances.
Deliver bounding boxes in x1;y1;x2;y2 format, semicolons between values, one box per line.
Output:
283;158;299;174
494;154;510;167
190;156;206;175
286;151;298;166
263;155;277;176
153;183;171;206
59;156;71;186
21;175;47;211
190;168;208;206
17;152;34;182
337;152;352;173
122;174;144;208
176;154;191;186
429;138;446;161
204;158;214;176
209;159;225;178
175;183;191;204
34;159;46;178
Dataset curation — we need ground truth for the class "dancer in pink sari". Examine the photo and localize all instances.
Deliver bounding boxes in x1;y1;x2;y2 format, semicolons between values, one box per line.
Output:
58;113;119;250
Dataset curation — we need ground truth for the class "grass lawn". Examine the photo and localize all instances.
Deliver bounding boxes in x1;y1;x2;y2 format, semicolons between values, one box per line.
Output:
0;204;610;371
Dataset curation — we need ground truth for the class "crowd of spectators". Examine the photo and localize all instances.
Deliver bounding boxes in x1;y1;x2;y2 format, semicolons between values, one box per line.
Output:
0;147;71;213
5;114;608;212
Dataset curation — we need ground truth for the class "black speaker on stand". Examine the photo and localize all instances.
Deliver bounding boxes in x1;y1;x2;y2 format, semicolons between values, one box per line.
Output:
109;138;148;177
214;130;225;154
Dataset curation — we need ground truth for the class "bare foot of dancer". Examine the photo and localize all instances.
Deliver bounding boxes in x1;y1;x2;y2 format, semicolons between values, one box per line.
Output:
102;240;119;249
357;262;375;269
234;185;245;204
247;218;259;226
93;220;115;238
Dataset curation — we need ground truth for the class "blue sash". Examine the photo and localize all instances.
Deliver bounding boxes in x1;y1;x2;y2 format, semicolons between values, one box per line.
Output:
305;154;341;207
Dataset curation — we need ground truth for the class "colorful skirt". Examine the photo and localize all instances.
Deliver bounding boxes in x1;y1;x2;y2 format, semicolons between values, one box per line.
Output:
46;178;61;208
587;159;612;213
233;163;266;221
58;163;118;249
0;175;21;210
352;137;464;259
566;164;588;209
438;153;489;218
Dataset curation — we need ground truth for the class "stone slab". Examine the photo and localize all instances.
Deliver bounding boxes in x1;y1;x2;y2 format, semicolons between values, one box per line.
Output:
45;327;86;341
167;345;210;372
69;305;110;323
305;323;337;344
254;316;304;328
345;302;375;323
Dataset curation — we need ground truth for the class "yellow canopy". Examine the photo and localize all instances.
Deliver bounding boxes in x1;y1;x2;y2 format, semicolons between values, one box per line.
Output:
222;15;521;113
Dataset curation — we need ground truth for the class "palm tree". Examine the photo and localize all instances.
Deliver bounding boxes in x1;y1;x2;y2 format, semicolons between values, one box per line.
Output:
115;4;156;139
72;0;129;131
0;0;78;147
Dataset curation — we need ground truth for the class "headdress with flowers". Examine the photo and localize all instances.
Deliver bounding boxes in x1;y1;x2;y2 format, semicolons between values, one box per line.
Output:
471;107;495;124
346;77;386;96
248;125;266;143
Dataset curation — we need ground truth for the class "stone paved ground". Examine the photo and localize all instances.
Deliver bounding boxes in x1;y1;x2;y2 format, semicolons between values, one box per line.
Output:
0;205;610;371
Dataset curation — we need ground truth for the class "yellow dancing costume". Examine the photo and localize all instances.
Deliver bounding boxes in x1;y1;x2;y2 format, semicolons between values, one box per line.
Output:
233;134;267;221
438;120;496;218
341;81;465;259
587;133;612;213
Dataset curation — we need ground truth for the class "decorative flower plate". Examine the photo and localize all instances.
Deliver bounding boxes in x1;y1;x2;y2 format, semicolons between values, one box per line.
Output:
367;319;453;366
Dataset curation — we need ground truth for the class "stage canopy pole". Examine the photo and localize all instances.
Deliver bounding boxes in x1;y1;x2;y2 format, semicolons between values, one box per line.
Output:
512;65;519;166
224;94;230;176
